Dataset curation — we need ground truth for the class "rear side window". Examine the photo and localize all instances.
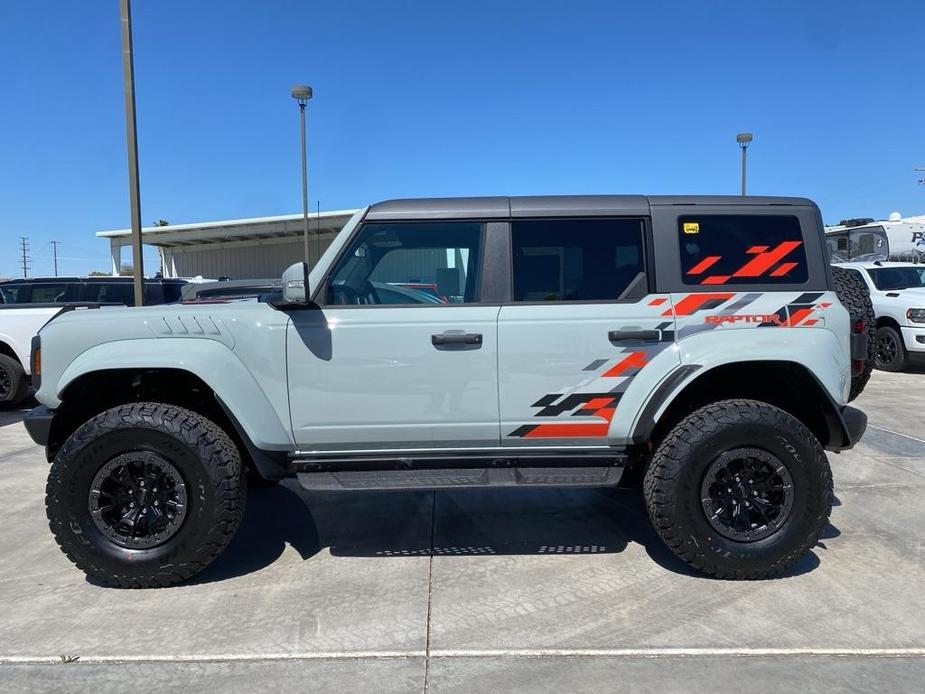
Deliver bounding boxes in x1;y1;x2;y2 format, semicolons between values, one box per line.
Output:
679;215;808;285
511;219;645;302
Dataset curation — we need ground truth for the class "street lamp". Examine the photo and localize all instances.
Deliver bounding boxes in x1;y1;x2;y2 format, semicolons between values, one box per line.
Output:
291;84;313;264
737;132;753;196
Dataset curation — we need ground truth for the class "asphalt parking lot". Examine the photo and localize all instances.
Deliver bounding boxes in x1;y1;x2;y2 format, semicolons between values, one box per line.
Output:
0;370;923;693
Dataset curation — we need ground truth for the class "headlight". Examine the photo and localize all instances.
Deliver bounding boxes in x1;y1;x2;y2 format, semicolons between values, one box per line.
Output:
906;308;925;324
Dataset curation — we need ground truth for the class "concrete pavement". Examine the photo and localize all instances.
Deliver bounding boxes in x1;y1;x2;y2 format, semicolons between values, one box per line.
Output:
0;369;923;692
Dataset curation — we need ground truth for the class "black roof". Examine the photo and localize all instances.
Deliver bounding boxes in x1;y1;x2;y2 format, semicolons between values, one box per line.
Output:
0;276;186;284
366;195;816;221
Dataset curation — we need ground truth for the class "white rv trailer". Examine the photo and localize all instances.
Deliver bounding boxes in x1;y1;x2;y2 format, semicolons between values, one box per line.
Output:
825;212;925;263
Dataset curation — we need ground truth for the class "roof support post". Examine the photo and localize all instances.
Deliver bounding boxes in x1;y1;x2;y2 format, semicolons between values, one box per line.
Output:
110;241;122;277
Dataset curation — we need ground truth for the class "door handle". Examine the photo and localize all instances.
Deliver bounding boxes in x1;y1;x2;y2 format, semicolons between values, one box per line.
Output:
608;329;660;342
432;332;483;346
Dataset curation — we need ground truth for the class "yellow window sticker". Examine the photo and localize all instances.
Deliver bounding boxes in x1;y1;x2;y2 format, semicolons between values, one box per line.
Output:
683;222;700;234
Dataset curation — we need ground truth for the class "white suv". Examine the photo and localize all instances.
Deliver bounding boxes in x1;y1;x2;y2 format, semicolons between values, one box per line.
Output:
834;261;925;371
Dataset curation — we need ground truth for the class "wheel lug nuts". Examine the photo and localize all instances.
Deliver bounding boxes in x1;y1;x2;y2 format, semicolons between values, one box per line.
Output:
129;502;135;508
727;488;732;493
745;501;750;507
752;490;758;496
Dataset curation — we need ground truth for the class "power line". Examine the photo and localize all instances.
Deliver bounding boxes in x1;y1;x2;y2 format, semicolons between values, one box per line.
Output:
19;237;30;278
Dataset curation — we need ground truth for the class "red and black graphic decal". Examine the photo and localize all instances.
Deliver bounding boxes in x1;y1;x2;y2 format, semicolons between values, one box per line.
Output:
686;241;803;286
662;293;735;317
509;393;621;438
508;351;650;438
756;292;829;327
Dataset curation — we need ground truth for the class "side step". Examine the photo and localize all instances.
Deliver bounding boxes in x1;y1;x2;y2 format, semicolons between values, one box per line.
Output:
297;466;623;492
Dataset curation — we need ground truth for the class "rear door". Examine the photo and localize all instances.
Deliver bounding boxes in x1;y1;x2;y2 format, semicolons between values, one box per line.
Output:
497;217;678;447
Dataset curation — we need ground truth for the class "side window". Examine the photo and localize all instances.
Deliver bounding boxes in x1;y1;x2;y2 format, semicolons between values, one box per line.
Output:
325;222;482;305
0;284;25;303
827;233;849;262
29;283;68;303
510;218;645;302
848;227;888;262
679;215;808;285
92;282;134;305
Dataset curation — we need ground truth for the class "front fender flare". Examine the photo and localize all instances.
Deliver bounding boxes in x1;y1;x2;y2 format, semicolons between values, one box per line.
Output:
56;338;293;451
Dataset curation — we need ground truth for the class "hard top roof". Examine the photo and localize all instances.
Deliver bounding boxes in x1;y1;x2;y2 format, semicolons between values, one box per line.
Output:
366;195;816;220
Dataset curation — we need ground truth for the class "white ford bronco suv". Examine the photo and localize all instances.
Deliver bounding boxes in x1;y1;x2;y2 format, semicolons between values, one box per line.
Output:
25;195;868;587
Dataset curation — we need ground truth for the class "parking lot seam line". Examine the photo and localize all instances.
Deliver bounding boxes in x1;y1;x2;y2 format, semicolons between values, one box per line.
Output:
867;424;925;446
0;653;426;665
422;490;437;694
3;649;925;665
425;648;925;658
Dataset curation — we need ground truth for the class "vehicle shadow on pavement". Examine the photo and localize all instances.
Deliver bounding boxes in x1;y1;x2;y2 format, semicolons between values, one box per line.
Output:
192;481;833;584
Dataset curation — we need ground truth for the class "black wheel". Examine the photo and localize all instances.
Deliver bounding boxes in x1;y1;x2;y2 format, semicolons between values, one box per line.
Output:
0;353;28;405
831;266;875;400
874;325;908;372
643;399;832;579
45;402;245;588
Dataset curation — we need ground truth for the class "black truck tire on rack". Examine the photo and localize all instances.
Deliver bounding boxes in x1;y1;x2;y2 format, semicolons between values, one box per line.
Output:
831;266;875;401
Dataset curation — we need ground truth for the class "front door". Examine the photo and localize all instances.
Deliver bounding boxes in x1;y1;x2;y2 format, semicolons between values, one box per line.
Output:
498;217;678;447
287;219;500;452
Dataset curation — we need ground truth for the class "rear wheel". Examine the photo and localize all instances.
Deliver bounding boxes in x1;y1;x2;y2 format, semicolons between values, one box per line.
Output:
45;402;245;588
643;399;832;579
874;325;909;372
0;353;28;405
831;266;875;400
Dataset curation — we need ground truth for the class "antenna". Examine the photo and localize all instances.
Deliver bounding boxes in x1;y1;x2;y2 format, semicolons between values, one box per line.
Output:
316;200;321;261
19;237;30;278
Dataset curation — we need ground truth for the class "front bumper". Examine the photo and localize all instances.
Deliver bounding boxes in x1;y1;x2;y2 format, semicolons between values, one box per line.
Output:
23;405;54;447
900;326;925;353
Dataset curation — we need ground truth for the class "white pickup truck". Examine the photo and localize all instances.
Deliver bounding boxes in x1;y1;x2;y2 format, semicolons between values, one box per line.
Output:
0;304;69;404
834;261;925;371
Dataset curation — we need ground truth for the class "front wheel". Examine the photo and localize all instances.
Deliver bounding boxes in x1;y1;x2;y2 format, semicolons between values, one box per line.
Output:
643;399;832;579
874;325;908;372
45;403;245;588
0;353;28;405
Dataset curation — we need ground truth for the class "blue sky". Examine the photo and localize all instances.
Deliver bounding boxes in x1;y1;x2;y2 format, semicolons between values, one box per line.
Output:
1;0;923;277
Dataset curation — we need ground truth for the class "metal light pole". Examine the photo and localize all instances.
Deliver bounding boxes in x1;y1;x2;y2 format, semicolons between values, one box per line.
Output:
737;132;753;196
119;0;144;305
291;85;313;265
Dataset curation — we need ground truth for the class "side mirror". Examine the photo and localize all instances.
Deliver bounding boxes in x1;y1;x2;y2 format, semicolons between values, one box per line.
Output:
281;262;311;305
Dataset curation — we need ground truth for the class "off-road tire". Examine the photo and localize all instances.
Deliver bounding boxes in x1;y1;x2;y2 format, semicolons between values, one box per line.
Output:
46;402;245;588
0;353;28;405
874;325;909;372
831;265;875;399
643;399;832;580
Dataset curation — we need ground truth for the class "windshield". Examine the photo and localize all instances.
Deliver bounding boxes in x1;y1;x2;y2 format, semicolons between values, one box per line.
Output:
867;266;925;290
